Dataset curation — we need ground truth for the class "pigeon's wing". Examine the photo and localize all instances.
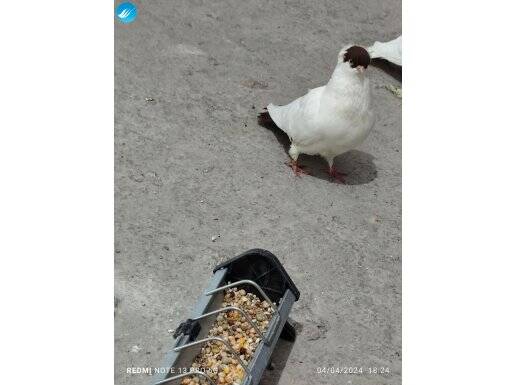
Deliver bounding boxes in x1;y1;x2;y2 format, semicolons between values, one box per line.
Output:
267;86;325;146
368;35;402;66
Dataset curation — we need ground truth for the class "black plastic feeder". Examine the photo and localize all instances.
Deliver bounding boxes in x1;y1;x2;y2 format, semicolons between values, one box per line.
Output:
152;249;300;385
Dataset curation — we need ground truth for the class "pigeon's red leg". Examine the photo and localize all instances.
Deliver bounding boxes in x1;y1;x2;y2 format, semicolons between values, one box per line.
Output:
287;160;309;176
328;165;347;183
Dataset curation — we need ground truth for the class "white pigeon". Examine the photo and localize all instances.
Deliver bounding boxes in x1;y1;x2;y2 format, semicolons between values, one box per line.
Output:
368;35;402;66
258;45;375;182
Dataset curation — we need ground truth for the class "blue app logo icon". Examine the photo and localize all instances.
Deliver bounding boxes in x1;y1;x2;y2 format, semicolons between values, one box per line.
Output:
115;2;137;24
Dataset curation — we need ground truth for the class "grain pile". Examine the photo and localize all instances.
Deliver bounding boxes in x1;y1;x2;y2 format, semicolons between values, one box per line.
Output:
181;288;274;385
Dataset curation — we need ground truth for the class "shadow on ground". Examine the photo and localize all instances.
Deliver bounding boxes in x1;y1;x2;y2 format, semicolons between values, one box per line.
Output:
262;119;377;185
260;321;302;385
300;151;377;185
371;58;402;82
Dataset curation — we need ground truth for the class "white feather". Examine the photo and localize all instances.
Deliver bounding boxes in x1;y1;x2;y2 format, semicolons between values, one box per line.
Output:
368;35;402;66
266;46;375;168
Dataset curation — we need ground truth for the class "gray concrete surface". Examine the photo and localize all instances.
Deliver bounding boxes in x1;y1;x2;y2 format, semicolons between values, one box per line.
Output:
115;1;401;384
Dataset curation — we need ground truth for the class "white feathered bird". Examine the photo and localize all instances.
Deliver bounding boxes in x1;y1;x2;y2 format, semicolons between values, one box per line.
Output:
368;35;402;66
258;45;375;182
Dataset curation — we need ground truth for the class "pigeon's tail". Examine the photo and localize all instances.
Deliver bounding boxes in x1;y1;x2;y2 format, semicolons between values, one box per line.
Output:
257;107;291;152
257;108;279;129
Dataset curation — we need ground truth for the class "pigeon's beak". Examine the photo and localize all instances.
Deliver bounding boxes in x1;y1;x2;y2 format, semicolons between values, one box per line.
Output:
356;65;365;74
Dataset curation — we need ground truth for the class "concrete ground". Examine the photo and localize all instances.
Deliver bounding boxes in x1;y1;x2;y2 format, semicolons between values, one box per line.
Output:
115;1;401;384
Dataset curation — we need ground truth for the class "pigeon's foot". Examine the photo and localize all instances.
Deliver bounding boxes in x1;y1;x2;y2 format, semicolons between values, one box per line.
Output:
328;166;347;183
287;160;309;177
